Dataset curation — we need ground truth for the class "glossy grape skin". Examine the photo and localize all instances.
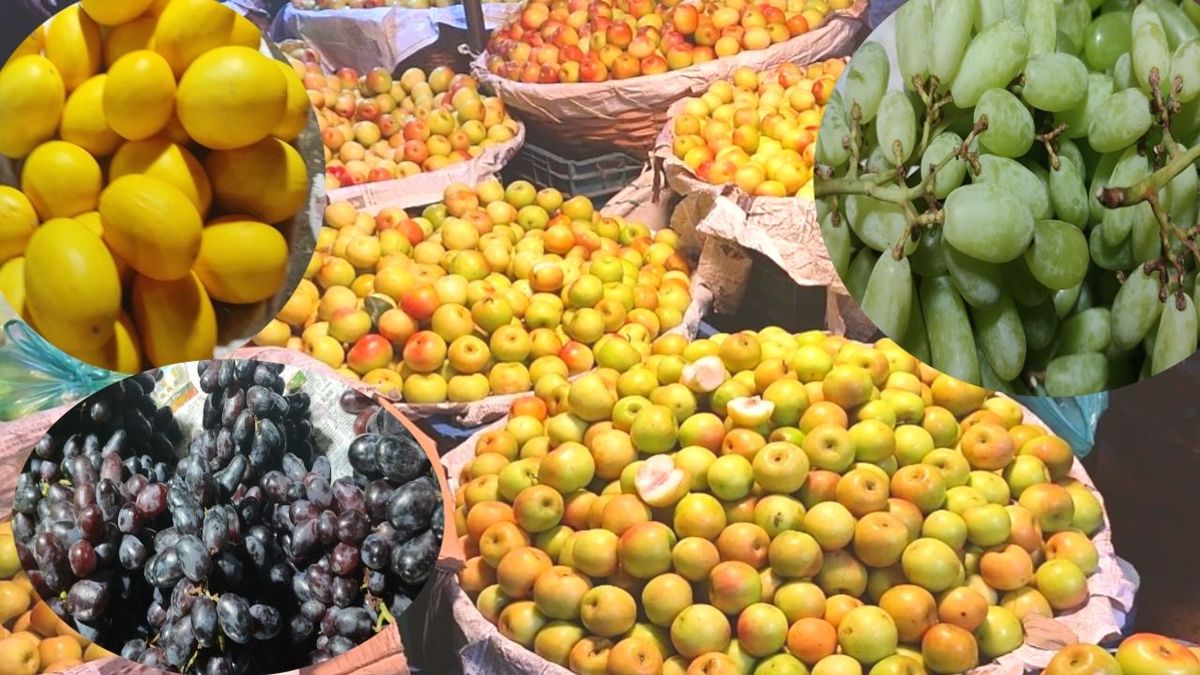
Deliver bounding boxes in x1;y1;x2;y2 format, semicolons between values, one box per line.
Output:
1022;53;1089;112
844;41;891;124
1151;294;1199;375
1131;4;1171;95
861;253;913;338
1024;220;1090;291
974;88;1034;157
951;20;1030;108
1088;89;1154;153
943;184;1035;264
895;0;932;87
919;275;981;383
930;0;974;86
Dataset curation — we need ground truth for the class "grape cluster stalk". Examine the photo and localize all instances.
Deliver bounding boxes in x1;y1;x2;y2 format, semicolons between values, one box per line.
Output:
12;360;444;674
815;0;1200;395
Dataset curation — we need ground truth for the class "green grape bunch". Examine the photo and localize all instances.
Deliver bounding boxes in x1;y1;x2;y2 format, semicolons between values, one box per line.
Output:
814;0;1200;396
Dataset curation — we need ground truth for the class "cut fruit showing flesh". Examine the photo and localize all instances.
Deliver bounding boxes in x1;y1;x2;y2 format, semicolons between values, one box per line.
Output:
635;455;691;508
726;396;777;428
682;355;729;393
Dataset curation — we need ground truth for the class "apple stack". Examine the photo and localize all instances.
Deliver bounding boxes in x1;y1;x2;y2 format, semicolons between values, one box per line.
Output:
254;179;697;410
444;330;1129;674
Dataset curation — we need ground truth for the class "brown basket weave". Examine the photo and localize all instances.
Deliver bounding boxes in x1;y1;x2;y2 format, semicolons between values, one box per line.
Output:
396;24;473;75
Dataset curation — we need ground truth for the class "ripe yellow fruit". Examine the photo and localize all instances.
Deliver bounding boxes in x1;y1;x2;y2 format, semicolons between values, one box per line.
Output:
152;0;238;76
43;5;103;91
83;642;114;662
58;75;122;157
206;136;308;222
103;15;158;67
0;583;28;626
80;0;156;25
254;319;292;347
0;258;25;317
0;635;38;675
110;138;213;214
230;13;263;48
64;312;144;374
23;218;122;352
177;46;287;150
132;272;217;366
0;56;65;158
193;217;289;304
273;60;312;142
0;188;37;264
0;537;18;580
103;50;176;141
20;141;103;219
98;174;203;281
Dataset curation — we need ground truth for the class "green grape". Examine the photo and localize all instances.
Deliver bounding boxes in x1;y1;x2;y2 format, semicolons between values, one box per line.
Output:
920;132;968;199
1024;220;1089;291
1005;0;1028;22
1045;353;1109;395
902;296;932;364
974;89;1035;157
1058;307;1112;355
1088;152;1121;226
820;212;851;279
919;275;981;384
943;183;1035;264
1083;11;1132;72
1072;276;1098;315
951;20;1031;109
1057;139;1085;177
942;239;1004;308
1087;88;1154;154
978;351;1015;393
1164;142;1200;227
1176;96;1200;139
876;91;918;164
845;196;908;254
1022;54;1089;112
1113;53;1136;91
973;155;1052;221
1088;224;1134;271
979;0;1006;29
1146;0;1200;49
1057;0;1092;55
1053;283;1084;319
1018;298;1058;349
816;91;852;168
1150;293;1198;375
1048;156;1090;228
846;248;879;301
971;293;1027;380
861;253;913;338
895;0;932;88
1055;73;1113;140
1111;267;1165;350
1171;39;1200;103
1132;4;1171;95
1130;212;1160;264
930;0;975;87
909;228;948;278
1101;147;1152;247
1003;259;1053;307
1024;0;1057;56
844;42;891;125
1185;0;1200;28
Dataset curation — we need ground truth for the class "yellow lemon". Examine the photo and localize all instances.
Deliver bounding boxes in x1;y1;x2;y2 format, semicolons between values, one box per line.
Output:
63;312;144;374
177;46;287;150
132;271;217;366
193;217;288;304
0;187;37;263
44;5;103;91
0;258;25;316
110;138;212;214
206;136;308;222
59;75;122;157
98;174;202;281
104;15;159;67
230;13;262;48
152;0;238;76
0;56;66;158
23;218;122;352
272;60;312;142
103;50;176;141
80;0;156;25
6;27;44;65
20;141;103;219
0;635;38;675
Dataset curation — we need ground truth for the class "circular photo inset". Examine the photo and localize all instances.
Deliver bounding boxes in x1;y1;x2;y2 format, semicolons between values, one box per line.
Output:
814;0;1200;396
11;358;445;673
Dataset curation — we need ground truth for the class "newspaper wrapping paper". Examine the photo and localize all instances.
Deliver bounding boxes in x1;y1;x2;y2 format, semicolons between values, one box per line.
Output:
0;349;450;674
433;394;1139;675
471;0;868;125
325;121;527;215
271;3;522;73
0;37;323;365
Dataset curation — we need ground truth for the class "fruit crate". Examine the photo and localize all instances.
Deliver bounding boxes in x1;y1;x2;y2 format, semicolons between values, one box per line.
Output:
502;142;644;203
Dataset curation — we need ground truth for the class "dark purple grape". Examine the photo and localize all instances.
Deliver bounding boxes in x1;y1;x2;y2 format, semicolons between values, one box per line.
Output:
333;607;373;640
202;508;228;553
215;454;247;496
290;521;319;561
247;386;274;417
214;552;244;587
101;429;127;457
250;604;282;639
347;434;382;476
316;510;337;546
353;407;378;435
337;509;369;546
305;566;333;605
122;639;147;662
38;461;59;482
328;636;355;656
330;479;365;515
392;530;438;586
329;543;360;576
161;615;196;669
339;389;375;414
300;599;326;622
192;596;218;648
66;579;108;621
366;570;387;595
68;540;97;577
360;535;390;571
233;409;255;451
172;499;203;535
387;479;439;541
306;477;332;510
291;500;319;525
134;483;168;518
177;535;212;582
77;505;103;543
216;594;253;644
118;535;147;570
377;436;430;484
331;576;358;608
280;453;307;481
34;434;58;460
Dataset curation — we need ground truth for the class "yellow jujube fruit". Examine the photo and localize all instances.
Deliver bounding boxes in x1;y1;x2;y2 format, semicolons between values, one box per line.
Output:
0;187;37;264
110;138;212;215
23;218;122;353
0;258;26;317
63;312;144;374
152;0;238;77
206;136;308;222
0;55;66;158
44;5;103;91
99;174;202;281
176;46;287;150
75;212;135;284
132;271;217;366
20;141;103;219
253;319;291;347
59;75;123;157
80;0;156;25
104;50;176;141
230;13;263;48
194;217;288;304
0;582;29;625
0;635;38;675
272;60;311;142
104;15;159;67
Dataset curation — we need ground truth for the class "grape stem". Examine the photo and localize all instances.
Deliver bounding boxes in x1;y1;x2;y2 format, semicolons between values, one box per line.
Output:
1037;124;1069;171
1097;143;1200;209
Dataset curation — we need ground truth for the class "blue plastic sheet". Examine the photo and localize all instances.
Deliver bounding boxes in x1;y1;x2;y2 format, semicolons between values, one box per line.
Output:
0;319;122;421
1014;392;1109;458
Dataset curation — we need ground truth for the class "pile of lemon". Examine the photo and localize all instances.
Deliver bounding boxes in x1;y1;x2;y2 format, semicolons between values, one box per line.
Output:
0;522;113;674
0;0;313;372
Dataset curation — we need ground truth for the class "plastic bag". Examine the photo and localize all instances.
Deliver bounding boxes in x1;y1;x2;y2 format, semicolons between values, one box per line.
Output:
1014;393;1110;458
0;320;122;421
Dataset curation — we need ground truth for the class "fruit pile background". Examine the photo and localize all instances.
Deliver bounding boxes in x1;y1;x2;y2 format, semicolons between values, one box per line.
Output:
0;0;319;374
